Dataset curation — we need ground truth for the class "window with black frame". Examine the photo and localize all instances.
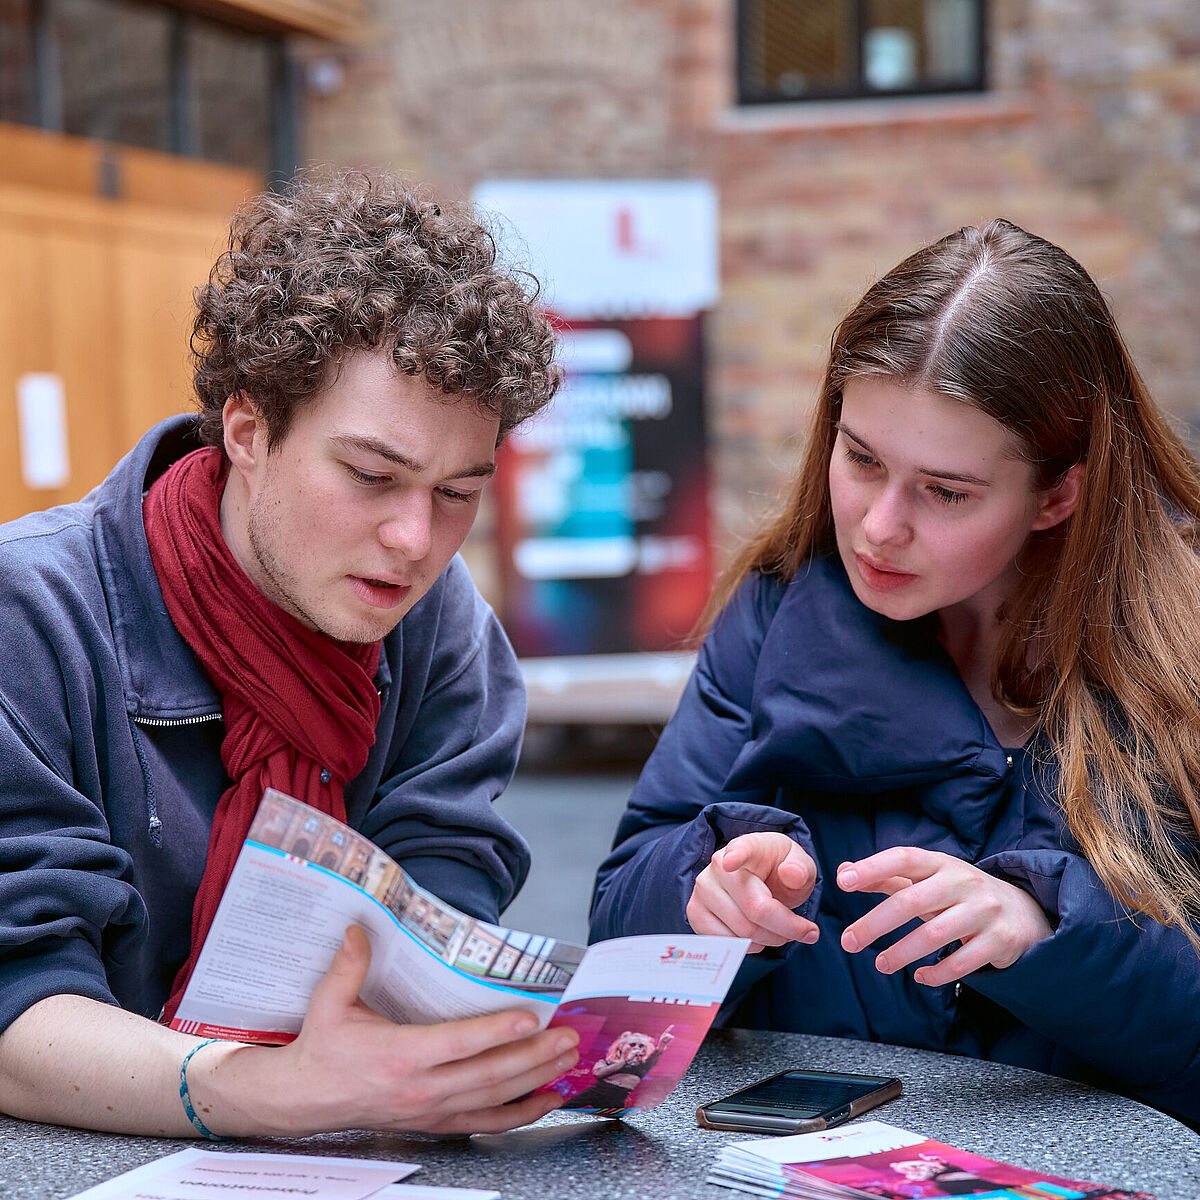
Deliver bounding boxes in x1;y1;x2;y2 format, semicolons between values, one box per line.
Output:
737;0;986;104
0;0;290;177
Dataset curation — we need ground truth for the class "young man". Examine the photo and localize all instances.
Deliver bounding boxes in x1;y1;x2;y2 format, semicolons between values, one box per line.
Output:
0;172;579;1138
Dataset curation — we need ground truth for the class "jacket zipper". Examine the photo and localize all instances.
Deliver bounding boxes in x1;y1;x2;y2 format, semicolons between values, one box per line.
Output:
128;712;222;846
131;713;222;728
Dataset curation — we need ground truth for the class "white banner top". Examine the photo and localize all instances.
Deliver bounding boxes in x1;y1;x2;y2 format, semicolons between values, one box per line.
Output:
473;179;719;320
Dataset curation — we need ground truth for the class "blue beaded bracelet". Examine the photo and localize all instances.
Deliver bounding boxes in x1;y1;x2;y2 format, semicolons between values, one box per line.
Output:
179;1038;230;1142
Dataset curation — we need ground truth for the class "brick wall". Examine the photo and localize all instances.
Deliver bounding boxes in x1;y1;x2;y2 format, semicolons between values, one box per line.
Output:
301;0;1200;571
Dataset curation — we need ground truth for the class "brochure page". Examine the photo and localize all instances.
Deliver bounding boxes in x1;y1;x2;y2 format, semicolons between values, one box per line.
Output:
541;934;747;1116
171;789;748;1115
707;1120;1152;1200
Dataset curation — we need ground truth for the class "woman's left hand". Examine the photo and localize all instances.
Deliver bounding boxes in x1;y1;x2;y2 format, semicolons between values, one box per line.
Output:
836;847;1052;986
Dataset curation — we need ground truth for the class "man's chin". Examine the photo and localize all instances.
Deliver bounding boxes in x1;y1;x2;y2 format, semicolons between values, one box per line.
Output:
320;618;402;645
318;604;411;645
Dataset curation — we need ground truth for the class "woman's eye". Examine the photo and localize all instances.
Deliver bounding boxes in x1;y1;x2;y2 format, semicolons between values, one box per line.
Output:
929;484;969;505
844;446;878;469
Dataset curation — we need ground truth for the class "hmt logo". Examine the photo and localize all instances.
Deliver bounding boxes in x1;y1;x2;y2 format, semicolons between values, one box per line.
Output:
660;946;709;962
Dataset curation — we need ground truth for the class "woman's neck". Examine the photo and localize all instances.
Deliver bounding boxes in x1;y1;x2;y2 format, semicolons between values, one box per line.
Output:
938;603;1034;748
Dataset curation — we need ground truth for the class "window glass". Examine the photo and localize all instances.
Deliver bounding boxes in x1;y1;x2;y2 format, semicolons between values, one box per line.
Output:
865;0;922;90
868;0;980;89
738;0;984;103
0;0;34;124
921;0;982;85
188;16;274;172
51;0;171;149
745;0;853;99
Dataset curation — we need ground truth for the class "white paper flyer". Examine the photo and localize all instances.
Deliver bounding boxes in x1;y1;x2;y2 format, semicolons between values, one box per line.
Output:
67;1148;418;1200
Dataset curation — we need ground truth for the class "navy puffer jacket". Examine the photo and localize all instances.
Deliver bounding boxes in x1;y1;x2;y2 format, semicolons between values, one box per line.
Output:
590;556;1200;1125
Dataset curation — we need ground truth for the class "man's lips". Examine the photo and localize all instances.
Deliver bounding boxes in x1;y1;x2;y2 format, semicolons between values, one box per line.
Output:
350;575;412;610
854;552;918;592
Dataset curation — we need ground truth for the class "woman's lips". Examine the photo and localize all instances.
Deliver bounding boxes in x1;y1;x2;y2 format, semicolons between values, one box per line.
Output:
854;553;918;592
350;576;412;610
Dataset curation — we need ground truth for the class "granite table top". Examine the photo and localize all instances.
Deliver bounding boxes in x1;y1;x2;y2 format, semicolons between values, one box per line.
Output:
3;1028;1197;1200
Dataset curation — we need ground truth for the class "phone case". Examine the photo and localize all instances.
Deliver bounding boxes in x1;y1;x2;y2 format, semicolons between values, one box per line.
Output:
695;1075;902;1134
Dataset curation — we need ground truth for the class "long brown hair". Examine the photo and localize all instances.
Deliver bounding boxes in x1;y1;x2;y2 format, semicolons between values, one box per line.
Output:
708;218;1200;946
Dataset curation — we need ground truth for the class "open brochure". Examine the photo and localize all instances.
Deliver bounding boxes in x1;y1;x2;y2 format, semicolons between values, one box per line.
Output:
707;1120;1151;1199
170;788;748;1116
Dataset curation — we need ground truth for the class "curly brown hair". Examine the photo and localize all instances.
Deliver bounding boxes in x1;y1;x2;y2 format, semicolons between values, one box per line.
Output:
191;169;560;448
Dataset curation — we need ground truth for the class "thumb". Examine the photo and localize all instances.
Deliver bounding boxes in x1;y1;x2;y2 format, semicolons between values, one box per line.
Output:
310;925;371;1016
775;844;817;894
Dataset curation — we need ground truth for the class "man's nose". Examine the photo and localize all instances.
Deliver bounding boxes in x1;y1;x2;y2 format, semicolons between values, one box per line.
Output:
861;485;912;547
378;492;433;560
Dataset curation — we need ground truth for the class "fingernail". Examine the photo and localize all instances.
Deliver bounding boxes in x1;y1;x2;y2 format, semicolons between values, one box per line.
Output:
554;1031;578;1054
513;1014;538;1036
842;930;858;952
875;953;890;974
838;868;858;888
801;929;819;944
555;1052;578;1072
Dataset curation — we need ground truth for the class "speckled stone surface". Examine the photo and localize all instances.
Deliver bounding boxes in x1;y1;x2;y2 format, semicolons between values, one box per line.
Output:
3;1030;1198;1200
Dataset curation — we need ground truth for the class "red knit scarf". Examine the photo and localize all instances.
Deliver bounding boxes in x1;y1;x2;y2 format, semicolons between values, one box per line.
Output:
144;447;381;1024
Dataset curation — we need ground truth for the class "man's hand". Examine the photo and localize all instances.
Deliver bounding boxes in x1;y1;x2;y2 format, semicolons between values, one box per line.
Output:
686;832;819;952
0;927;579;1139
837;847;1052;986
230;925;580;1136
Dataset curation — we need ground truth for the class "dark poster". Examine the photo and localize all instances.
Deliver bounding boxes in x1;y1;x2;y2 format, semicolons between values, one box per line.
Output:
494;315;711;657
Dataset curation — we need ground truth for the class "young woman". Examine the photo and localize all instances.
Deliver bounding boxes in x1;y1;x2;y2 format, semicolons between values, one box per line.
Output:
590;219;1200;1127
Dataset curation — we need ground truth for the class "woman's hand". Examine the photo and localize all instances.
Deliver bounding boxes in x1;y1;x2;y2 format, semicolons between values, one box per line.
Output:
686;832;819;952
836;847;1052;985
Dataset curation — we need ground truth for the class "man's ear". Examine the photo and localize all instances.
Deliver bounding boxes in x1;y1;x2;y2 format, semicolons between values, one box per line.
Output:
1031;462;1084;531
222;394;264;473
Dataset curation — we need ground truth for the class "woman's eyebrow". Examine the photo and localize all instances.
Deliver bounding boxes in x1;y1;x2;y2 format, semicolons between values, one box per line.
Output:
835;421;993;487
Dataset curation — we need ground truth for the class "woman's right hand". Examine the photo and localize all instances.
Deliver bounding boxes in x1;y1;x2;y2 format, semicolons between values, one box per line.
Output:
686;832;820;952
210;925;580;1137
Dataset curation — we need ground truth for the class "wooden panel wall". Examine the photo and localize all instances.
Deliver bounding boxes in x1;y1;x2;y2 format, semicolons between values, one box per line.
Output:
168;0;362;40
0;123;259;523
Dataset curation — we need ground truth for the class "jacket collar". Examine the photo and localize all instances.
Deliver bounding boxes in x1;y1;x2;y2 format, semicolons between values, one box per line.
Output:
93;416;219;721
92;416;395;721
726;557;1012;853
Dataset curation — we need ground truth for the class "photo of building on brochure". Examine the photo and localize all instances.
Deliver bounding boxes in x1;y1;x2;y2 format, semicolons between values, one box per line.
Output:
250;790;585;996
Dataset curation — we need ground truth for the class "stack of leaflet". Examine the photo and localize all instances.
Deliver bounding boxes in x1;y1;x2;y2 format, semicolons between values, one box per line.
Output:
706;1120;1151;1199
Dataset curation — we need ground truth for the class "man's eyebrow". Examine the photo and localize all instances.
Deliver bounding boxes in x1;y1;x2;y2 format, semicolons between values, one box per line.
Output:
332;433;496;479
835;421;992;487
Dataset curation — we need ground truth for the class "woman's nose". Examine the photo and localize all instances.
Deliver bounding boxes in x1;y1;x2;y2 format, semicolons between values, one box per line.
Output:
861;486;911;547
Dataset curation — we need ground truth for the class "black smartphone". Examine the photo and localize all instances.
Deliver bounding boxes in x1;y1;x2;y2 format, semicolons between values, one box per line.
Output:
695;1068;902;1135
